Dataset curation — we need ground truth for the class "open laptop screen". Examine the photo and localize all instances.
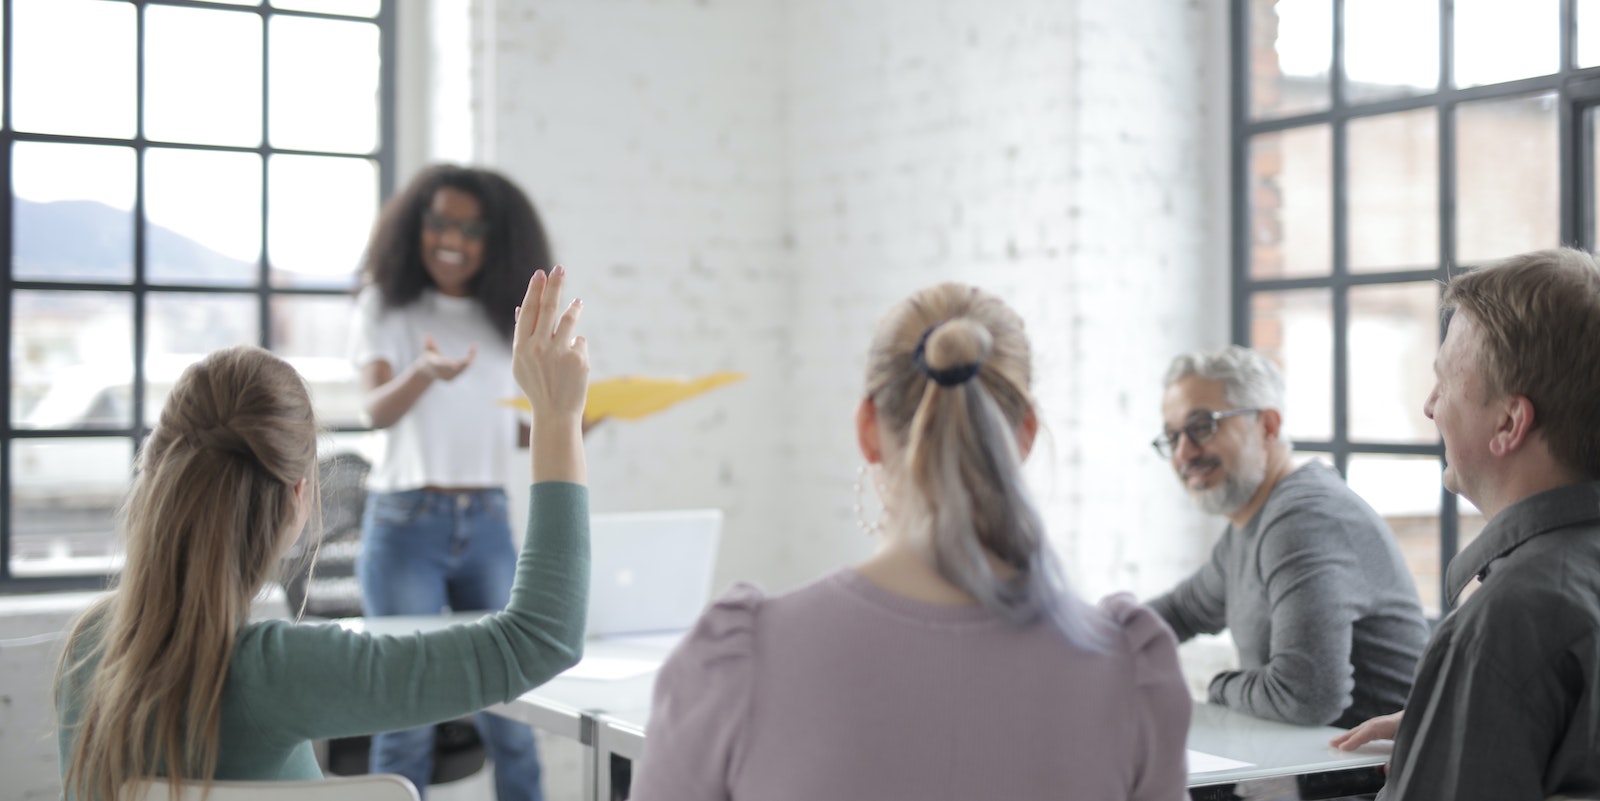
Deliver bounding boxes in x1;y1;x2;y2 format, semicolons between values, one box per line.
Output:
585;509;722;638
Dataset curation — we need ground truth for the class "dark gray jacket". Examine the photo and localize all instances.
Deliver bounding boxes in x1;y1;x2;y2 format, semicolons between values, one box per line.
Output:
1381;481;1600;801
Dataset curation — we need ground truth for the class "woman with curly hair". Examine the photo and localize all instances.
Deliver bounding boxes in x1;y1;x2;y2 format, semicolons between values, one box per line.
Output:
350;164;558;801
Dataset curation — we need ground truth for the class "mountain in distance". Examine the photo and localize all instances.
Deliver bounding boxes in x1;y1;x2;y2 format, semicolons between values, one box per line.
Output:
11;197;336;285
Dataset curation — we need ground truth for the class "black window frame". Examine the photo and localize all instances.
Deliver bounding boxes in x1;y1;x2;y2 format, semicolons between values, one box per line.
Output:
0;0;397;593
1230;0;1600;611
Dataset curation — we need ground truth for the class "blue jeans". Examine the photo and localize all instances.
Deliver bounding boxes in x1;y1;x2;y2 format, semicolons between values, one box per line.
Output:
357;488;543;801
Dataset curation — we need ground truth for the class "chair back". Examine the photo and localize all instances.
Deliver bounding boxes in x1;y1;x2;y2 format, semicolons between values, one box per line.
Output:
123;775;419;801
280;452;370;619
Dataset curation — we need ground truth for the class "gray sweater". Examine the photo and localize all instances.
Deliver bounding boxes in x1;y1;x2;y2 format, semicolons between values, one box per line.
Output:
1149;462;1429;728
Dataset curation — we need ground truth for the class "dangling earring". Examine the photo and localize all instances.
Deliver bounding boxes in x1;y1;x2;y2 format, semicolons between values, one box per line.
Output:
854;463;884;536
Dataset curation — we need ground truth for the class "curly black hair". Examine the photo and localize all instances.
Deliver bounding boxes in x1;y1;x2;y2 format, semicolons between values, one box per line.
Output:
359;164;554;342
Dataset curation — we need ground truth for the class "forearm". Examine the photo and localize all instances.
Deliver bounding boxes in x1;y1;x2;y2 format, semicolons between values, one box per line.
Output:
530;418;586;484
496;481;591;683
1208;660;1348;725
1211;605;1354;725
362;362;435;429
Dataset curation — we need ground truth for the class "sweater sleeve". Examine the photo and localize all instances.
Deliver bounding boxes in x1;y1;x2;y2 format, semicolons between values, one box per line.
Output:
1102;593;1193;801
236;481;589;741
1206;507;1359;725
1147;532;1231;642
629;583;763;801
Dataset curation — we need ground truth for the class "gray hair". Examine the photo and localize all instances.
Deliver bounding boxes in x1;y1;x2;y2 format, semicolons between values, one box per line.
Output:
1164;345;1286;413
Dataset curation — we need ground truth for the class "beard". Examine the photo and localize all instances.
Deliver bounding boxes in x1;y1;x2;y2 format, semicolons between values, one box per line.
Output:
1187;430;1268;517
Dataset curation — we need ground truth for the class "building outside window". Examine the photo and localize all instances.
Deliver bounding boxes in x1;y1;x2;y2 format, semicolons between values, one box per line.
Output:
2;0;394;589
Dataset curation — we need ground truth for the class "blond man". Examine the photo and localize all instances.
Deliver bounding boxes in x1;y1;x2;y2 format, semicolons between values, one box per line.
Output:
1334;248;1600;800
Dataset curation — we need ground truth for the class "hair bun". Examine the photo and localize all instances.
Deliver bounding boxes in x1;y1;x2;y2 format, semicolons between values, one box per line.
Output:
916;319;992;386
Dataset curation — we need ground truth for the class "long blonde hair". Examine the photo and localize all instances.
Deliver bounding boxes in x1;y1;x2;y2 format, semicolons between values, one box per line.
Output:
57;346;319;801
865;283;1106;650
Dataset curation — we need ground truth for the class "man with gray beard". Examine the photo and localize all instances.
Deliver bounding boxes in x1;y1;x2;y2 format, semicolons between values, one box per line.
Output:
1146;346;1429;729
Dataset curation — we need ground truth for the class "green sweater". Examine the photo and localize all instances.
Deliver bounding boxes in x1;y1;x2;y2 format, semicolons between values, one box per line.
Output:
57;482;589;789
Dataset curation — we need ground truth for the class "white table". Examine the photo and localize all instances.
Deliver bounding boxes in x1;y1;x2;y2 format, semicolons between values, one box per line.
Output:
337;615;1389;800
591;699;1390;801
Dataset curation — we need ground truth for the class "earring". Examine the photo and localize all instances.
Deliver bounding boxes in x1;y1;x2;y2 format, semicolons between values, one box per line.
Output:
854;464;883;536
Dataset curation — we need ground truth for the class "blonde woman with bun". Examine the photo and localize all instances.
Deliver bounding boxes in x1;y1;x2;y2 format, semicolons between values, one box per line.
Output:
630;283;1191;801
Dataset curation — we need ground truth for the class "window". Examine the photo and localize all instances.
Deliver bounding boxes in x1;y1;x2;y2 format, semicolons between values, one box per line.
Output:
2;0;394;589
1233;0;1600;615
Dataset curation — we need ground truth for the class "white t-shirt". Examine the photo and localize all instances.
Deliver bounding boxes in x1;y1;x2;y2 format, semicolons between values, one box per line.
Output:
348;286;519;493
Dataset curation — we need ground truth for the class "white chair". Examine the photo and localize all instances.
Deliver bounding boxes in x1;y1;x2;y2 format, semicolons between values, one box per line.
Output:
122;774;419;801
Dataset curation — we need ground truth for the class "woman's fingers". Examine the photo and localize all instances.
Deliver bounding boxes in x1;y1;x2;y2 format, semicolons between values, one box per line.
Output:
552;298;584;346
536;265;567;337
516;269;546;342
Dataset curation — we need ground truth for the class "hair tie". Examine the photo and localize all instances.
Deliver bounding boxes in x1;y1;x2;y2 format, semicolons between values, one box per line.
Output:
913;324;983;387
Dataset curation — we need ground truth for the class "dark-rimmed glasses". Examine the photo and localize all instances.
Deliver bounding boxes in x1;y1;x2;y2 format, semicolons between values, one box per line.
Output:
1151;408;1262;458
422;210;489;242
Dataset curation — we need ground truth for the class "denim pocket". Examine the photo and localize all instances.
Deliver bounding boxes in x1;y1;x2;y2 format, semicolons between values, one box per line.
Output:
482;491;509;524
368;491;426;527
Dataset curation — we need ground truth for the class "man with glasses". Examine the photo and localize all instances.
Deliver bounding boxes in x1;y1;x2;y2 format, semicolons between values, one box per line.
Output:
1332;249;1600;800
1147;345;1429;729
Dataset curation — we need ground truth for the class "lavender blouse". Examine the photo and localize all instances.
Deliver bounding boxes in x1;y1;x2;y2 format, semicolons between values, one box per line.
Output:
630;569;1191;801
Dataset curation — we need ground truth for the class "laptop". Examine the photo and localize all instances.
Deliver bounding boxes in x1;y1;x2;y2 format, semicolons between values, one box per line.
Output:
585;509;723;639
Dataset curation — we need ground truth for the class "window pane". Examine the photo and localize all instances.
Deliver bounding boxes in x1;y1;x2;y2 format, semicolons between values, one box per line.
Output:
11;290;135;430
146;293;261;423
1251;289;1332;442
1456;93;1559;264
10;437;132;578
1593;107;1600;245
272;0;381;17
272;294;364;427
1249;0;1331;120
146;148;263;286
145;5;262;147
1583;0;1600;68
13;142;137;283
1347;454;1443;615
1348;283;1439;444
1249;126;1331;278
12;0;135;137
1348;110;1438;273
1345;0;1438;104
268;155;377;287
269;16;381;153
1454;0;1559;87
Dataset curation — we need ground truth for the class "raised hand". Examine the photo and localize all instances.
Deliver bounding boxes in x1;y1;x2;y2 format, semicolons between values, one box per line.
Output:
512;266;588;484
417;335;478;381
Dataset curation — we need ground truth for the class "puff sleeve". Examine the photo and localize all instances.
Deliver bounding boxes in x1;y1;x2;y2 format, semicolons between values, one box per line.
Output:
629;583;764;801
1101;592;1193;801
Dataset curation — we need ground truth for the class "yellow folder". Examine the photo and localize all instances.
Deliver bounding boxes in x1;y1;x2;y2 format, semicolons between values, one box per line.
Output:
502;371;745;426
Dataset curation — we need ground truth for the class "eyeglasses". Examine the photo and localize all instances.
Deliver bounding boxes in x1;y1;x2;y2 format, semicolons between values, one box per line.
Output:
1151;408;1262;458
422;210;489;242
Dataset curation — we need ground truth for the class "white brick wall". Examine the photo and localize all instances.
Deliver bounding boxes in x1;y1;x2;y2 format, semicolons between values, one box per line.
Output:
1;1;1233;796
779;0;1229;598
482;0;796;597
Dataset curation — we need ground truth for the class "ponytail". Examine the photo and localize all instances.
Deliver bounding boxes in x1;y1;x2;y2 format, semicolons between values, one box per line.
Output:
866;286;1107;650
